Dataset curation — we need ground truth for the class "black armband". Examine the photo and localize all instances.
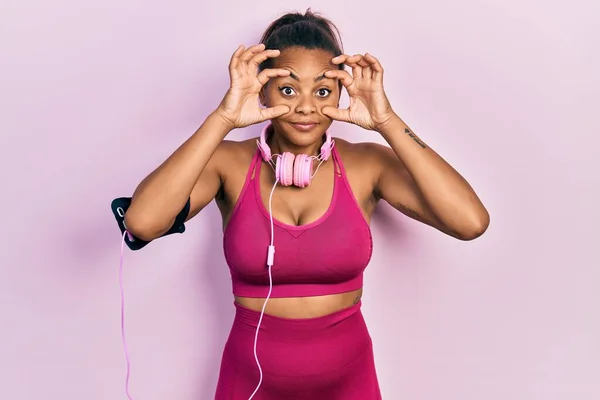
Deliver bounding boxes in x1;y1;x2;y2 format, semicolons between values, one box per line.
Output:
110;197;191;251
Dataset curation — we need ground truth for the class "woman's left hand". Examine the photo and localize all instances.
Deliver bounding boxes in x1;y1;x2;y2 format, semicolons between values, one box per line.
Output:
322;53;397;131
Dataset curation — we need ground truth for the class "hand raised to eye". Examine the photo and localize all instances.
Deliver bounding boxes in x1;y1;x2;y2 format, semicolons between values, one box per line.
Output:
216;44;291;129
322;53;396;131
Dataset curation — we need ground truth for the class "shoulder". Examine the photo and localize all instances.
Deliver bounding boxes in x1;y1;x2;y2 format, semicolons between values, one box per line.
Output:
211;137;259;178
214;137;253;158
333;137;396;176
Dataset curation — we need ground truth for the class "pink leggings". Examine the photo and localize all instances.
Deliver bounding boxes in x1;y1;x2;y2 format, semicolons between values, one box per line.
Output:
214;300;382;399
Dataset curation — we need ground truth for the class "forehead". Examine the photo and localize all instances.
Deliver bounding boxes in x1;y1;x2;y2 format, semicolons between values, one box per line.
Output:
272;47;336;76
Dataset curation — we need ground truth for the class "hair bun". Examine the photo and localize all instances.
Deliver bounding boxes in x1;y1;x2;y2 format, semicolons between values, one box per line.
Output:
258;8;344;72
275;14;305;27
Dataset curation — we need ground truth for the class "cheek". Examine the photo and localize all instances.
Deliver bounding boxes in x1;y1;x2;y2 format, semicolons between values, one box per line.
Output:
326;93;338;103
320;93;338;107
264;88;288;106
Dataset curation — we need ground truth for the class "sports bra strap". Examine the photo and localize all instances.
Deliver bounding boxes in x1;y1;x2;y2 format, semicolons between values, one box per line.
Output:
331;145;344;177
248;148;262;181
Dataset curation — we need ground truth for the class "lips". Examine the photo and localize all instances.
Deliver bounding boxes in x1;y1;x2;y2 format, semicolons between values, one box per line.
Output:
289;121;319;132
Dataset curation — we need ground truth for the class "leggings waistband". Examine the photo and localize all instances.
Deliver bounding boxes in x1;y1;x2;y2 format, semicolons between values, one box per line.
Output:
233;300;363;332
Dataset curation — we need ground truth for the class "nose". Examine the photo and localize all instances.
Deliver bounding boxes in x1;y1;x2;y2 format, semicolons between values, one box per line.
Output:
294;94;316;114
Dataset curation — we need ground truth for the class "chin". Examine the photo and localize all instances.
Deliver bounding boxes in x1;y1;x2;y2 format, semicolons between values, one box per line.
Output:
271;119;332;145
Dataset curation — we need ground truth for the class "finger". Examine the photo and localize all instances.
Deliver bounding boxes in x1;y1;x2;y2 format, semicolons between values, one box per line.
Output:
324;69;354;88
259;105;290;121
228;45;245;74
356;56;370;69
364;53;383;72
354;54;372;79
364;53;384;81
347;54;364;79
332;54;364;78
249;49;281;67
257;68;291;86
322;105;350;122
331;54;351;65
361;64;372;79
240;43;266;63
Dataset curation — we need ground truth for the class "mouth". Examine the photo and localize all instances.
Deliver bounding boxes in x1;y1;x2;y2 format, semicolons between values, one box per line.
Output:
289;121;319;132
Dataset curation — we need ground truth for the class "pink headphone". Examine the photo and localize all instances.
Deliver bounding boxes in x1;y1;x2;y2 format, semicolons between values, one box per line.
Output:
257;123;334;188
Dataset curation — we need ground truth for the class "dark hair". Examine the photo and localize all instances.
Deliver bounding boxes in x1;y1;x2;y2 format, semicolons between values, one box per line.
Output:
258;9;345;73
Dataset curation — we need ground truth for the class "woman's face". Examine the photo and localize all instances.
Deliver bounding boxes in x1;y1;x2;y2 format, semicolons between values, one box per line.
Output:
261;47;341;150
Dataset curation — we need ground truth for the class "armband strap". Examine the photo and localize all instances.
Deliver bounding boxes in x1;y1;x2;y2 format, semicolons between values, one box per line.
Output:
110;197;191;251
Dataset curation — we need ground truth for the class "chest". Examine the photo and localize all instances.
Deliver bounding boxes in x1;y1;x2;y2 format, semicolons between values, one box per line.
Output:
257;159;340;227
219;150;376;230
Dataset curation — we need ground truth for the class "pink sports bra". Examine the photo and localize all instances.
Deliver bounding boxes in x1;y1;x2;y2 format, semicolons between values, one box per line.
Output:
223;143;373;298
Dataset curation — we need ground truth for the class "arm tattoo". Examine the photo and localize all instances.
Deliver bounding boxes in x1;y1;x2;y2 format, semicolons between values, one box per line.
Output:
405;128;427;149
396;202;422;220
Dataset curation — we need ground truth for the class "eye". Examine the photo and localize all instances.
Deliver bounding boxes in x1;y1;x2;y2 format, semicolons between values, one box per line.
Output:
278;86;296;96
317;88;332;98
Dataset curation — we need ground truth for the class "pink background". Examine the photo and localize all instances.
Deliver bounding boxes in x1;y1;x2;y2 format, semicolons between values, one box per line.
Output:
1;0;598;399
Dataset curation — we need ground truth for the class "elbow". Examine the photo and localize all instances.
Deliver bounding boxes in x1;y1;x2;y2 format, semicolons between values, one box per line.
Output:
124;210;167;242
456;210;490;241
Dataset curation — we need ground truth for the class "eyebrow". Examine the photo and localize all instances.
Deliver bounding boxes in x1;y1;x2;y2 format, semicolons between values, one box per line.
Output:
288;71;328;82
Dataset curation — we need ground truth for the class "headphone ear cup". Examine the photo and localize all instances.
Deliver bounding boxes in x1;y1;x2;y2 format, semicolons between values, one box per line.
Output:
293;154;312;188
278;152;295;186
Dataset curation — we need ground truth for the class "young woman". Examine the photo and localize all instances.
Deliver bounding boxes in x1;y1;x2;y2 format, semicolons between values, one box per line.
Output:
123;9;489;400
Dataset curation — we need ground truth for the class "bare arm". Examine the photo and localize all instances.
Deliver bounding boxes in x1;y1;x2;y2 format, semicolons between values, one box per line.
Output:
375;115;490;241
319;52;488;241
124;43;291;241
124;112;231;241
371;142;465;239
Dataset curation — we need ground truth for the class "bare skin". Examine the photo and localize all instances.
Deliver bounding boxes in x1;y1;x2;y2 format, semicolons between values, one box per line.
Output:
197;47;382;319
126;44;489;320
214;137;377;319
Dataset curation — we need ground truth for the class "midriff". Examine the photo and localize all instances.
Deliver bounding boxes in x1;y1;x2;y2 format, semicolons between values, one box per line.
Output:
234;288;363;319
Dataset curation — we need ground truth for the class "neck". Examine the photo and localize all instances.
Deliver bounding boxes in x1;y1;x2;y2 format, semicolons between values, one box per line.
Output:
267;126;325;158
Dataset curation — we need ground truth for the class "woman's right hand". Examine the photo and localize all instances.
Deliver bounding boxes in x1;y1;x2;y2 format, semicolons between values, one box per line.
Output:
215;44;291;129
